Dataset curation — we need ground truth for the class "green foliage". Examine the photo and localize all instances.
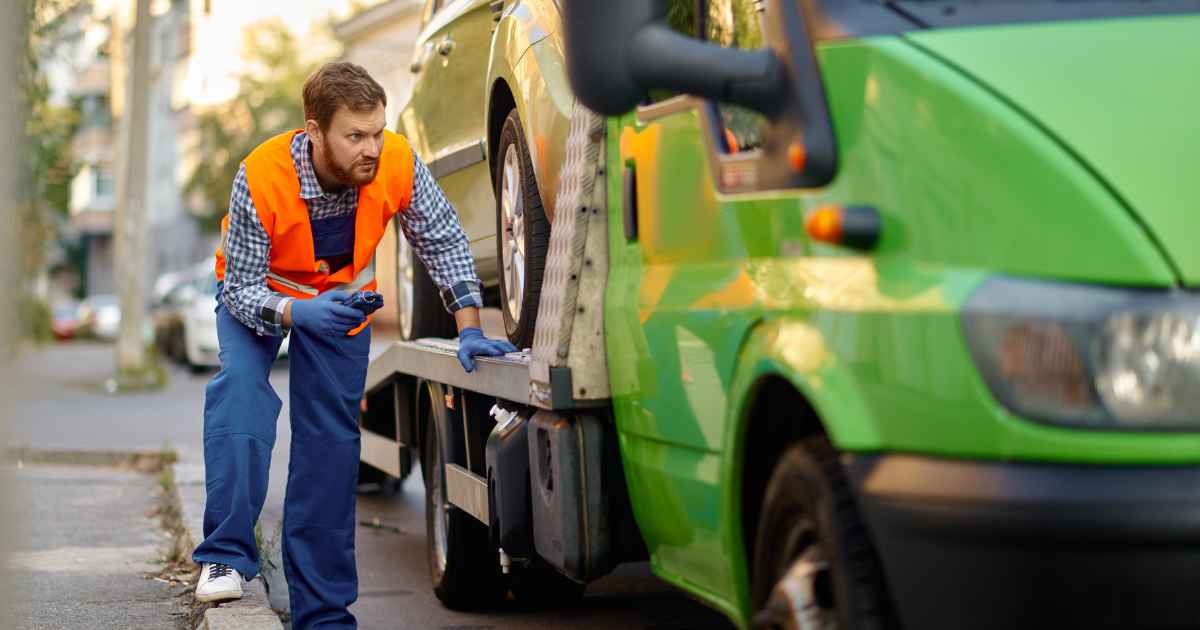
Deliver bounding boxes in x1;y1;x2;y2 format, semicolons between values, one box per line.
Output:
19;296;53;343
187;20;339;233
21;0;82;280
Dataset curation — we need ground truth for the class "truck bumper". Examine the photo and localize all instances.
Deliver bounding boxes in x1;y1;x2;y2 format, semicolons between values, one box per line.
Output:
846;454;1200;630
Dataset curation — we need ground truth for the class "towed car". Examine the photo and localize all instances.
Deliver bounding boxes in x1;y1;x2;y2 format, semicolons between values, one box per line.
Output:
397;0;571;347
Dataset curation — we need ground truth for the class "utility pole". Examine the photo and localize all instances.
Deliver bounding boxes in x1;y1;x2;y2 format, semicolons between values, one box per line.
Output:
114;0;153;386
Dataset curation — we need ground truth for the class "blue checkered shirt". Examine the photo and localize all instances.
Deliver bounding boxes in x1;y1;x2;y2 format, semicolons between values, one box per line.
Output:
221;131;482;336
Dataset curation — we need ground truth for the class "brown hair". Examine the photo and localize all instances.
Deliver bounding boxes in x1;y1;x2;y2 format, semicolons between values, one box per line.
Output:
302;62;387;131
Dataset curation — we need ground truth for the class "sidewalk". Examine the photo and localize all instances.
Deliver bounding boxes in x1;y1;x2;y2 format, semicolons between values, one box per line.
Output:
6;462;183;629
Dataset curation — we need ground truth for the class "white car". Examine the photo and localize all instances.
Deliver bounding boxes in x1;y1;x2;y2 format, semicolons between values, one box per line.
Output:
78;294;121;340
183;267;289;371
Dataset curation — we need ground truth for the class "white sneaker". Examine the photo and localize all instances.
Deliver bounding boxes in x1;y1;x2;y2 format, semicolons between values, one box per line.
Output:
195;562;244;603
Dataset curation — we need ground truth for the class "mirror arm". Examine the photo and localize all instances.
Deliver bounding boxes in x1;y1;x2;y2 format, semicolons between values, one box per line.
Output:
629;25;788;118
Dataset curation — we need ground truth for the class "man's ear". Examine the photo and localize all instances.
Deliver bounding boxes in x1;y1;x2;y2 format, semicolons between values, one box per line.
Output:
304;119;321;145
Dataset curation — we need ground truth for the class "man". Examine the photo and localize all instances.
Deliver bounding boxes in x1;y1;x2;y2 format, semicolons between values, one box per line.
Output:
190;62;517;628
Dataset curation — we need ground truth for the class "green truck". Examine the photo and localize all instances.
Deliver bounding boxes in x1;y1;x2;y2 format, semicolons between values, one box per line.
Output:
360;1;1200;627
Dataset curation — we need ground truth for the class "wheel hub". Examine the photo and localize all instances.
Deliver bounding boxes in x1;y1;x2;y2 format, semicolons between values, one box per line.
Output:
760;547;837;630
500;144;526;323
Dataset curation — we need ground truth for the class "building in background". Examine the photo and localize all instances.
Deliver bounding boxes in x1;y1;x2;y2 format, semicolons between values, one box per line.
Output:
61;0;398;304
334;0;424;328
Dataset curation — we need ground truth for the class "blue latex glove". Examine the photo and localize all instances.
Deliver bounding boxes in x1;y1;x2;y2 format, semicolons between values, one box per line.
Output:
456;327;519;373
290;290;365;337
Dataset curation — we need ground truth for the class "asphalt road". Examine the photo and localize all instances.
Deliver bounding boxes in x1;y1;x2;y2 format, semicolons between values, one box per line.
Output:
7;463;180;629
6;325;734;630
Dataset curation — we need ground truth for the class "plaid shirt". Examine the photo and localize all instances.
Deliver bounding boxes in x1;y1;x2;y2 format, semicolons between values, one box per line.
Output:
221;131;482;336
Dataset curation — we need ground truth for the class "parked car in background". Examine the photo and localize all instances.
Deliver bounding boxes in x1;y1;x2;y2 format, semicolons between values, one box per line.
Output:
50;300;80;341
152;267;202;363
396;0;571;347
155;259;289;372
77;294;120;340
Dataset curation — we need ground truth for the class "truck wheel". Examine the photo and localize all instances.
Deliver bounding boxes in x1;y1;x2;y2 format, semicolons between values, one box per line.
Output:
493;109;549;349
423;413;506;609
509;559;585;608
396;222;456;340
751;437;896;630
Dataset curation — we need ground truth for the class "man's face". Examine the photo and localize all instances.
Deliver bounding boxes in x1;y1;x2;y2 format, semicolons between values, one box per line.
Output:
309;103;386;188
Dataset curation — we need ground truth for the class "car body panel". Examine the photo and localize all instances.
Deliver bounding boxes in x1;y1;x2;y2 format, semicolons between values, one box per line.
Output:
605;27;1194;626
399;0;571;287
907;14;1200;285
485;1;571;223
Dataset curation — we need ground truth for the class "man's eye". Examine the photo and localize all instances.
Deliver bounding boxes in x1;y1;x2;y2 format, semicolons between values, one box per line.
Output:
350;134;361;141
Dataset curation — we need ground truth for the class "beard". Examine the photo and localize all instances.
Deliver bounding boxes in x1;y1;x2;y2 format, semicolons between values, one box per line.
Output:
322;140;379;187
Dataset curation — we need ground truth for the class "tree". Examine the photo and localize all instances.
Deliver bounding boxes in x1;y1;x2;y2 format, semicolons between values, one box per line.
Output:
187;20;339;233
22;0;82;280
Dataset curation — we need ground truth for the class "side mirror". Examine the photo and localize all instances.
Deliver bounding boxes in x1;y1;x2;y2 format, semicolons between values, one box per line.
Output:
563;0;837;188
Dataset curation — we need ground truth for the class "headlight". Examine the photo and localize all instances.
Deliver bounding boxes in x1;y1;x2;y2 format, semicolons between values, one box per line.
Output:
962;277;1200;430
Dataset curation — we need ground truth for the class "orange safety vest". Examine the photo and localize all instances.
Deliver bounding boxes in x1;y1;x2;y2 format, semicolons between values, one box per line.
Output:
215;129;415;335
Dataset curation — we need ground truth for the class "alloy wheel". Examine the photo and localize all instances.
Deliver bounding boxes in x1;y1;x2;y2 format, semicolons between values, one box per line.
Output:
499;144;526;324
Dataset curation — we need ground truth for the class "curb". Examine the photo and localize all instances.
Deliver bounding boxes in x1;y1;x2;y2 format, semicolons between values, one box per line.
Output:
173;462;284;630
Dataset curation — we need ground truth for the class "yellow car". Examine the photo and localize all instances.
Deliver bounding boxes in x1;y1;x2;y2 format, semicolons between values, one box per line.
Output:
396;0;572;347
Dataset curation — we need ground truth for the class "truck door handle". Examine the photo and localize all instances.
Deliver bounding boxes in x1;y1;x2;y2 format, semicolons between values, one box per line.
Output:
437;39;455;56
623;166;638;241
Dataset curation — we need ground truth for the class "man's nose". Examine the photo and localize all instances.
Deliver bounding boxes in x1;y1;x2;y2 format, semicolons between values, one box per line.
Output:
363;138;382;159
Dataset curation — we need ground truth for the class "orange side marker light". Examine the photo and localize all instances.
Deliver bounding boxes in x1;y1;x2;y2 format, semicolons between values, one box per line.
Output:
788;141;807;172
805;205;882;251
805;205;844;244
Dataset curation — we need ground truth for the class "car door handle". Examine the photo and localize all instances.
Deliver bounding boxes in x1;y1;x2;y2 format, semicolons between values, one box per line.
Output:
437;39;455;56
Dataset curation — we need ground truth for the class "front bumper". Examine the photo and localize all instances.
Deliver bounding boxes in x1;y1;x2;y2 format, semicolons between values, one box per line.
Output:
846;454;1200;630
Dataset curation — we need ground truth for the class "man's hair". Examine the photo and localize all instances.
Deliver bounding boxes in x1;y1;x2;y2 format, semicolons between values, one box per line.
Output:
302;62;387;131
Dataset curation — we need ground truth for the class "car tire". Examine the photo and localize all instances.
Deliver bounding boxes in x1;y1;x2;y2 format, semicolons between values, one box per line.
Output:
494;109;550;349
424;410;506;610
751;436;897;630
396;220;457;341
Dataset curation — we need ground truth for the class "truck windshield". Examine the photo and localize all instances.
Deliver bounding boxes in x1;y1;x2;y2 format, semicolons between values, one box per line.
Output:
888;0;1200;30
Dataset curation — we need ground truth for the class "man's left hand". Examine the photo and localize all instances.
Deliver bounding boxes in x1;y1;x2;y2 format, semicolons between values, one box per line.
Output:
456;327;519;372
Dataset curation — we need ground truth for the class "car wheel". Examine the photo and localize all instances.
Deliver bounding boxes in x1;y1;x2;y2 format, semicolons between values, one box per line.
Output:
424;410;506;610
395;221;457;340
494;109;550;349
751;437;897;630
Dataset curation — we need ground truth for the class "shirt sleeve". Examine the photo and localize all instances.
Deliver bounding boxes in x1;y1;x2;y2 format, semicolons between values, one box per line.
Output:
397;150;483;313
220;163;293;336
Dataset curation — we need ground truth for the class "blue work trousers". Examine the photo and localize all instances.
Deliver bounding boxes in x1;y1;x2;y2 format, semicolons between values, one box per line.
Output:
192;301;370;629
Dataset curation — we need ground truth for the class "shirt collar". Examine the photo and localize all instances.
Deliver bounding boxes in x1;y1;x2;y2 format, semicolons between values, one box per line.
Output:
292;131;329;200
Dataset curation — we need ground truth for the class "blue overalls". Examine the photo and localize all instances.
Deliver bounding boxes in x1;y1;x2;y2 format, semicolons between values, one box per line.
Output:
193;212;367;629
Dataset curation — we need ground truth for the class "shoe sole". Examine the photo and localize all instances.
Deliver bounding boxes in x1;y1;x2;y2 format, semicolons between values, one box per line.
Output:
195;589;243;603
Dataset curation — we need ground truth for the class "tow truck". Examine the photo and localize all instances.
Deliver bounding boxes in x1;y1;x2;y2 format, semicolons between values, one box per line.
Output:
360;1;1200;628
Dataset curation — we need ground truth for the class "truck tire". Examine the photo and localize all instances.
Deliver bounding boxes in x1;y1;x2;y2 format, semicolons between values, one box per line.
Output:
395;220;456;341
493;109;550;349
751;437;897;630
423;413;506;609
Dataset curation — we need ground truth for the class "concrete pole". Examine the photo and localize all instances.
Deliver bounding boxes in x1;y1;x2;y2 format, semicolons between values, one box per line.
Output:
0;1;27;625
114;0;152;383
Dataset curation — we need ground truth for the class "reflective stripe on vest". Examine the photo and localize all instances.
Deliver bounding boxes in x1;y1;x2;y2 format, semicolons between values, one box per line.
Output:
265;256;375;297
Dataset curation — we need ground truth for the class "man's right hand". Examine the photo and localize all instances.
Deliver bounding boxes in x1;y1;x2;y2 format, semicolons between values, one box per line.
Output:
286;290;365;336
